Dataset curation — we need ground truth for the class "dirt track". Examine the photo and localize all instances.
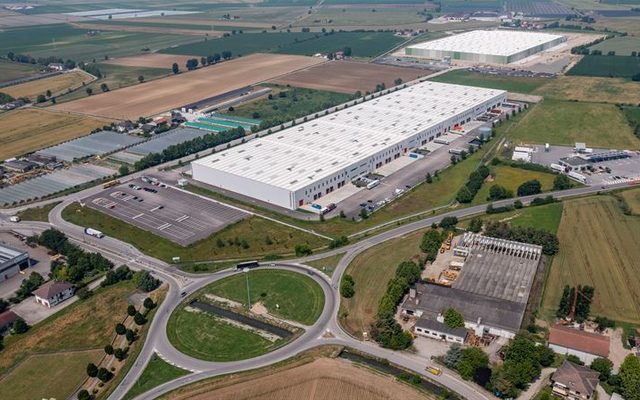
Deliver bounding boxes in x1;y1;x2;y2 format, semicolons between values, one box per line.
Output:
52;53;325;120
271;60;433;94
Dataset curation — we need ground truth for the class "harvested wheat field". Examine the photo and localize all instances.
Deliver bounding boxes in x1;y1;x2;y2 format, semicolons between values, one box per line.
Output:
103;53;201;69
3;70;94;100
0;108;112;160
166;358;431;400
271;60;433;94
53;53;324;120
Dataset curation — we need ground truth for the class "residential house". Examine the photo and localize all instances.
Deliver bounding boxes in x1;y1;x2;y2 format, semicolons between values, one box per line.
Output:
33;280;74;308
551;360;600;400
47;63;66;71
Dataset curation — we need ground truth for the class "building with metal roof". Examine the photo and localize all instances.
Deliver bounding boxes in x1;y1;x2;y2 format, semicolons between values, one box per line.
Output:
405;30;566;64
0;243;29;283
192;81;506;210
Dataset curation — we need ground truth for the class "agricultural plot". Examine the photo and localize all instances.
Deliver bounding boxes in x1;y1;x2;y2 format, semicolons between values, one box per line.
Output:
567;55;640;79
533;76;640;104
2;70;93;101
82;19;262;32
541;196;640;324
429;69;550;93
0;59;40;84
620;188;640;214
53;53;324;120
589;36;640;56
294;7;428;27
0;109;112;160
505;99;640;149
103;53;201;69
275;31;405;58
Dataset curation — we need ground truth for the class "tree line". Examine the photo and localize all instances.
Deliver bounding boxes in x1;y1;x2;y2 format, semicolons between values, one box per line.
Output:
483;221;559;255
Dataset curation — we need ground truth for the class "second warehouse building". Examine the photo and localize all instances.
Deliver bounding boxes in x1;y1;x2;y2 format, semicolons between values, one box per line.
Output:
192;81;506;210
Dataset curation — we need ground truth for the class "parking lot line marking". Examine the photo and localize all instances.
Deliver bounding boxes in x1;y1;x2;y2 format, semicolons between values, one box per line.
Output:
132;213;145;219
158;223;172;231
176;215;189;222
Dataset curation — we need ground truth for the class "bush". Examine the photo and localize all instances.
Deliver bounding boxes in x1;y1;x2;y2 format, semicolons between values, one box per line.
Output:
12;317;29;334
590;357;613;381
127;305;136;316
86;363;98;378
553;174;573;190
469;217;483;233
517;180;542;196
126;329;137;344
133;270;161;292
443;308;465;328
115;323;126;335
488;184;513;201
439;216;458;229
78;389;92;400
114;347;128;361
340;274;355;298
143;297;155;310
97;367;113;382
329;236;349;249
104;344;114;355
294;244;312;257
134;312;146;326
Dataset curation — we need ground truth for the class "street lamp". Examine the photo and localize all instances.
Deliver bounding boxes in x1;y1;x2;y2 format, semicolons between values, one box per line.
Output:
243;267;251;309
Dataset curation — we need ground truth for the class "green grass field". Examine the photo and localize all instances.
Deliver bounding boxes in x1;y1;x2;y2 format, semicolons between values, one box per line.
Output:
0;350;102;400
305;252;345;276
589;36;640;56
167;307;287;361
295;7;427;27
123;353;189;400
62;202;328;262
505;99;640;149
275;31;404;57
204;269;325;325
533;76;640;104
429;69;550;93
469;201;564;233
15;201;60;222
0;24;199;62
474;165;558;205
541;196;640;324
83;19;262;32
0;59;41;84
567;55;640;79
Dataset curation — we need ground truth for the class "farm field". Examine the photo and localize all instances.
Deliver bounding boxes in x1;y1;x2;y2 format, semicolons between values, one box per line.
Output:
567;55;640;79
129;17;273;29
53;53;324;119
0;350;102;400
589;35;640;56
428;69;550;93
294;7;428;27
473;165;557;205
341;228;425;339
55;64;170;104
541;196;640;324
103;53;202;69
533;76;640;104
623;105;640;127
2;70;93;100
123;353;189;400
271;60;432;93
0;59;40;84
62;202;328;262
0;24;201;62
81;19;262;33
161;358;432;400
505;99;640;149
275;31;405;58
0;109;112;160
203;269;325;325
620;188;640;215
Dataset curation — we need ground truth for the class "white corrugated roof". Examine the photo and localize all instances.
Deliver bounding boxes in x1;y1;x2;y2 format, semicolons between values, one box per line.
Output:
193;81;505;191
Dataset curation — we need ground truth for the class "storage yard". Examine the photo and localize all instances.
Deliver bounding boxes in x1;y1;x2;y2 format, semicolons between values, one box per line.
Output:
270;61;434;94
52;54;325;120
192;81;506;210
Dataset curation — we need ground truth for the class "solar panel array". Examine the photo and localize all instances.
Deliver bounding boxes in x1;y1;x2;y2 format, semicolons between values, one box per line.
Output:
0;165;115;206
37;131;146;162
126;127;211;156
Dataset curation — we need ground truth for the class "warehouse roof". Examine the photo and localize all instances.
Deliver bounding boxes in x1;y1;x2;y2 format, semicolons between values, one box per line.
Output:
0;243;26;264
416;317;468;339
406;30;565;57
193;81;505;191
549;325;610;357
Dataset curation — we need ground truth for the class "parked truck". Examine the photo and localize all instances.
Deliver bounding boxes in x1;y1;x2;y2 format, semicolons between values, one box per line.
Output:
84;228;104;238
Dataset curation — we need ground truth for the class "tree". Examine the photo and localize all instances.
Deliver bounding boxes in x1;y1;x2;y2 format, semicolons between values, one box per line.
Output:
143;297;155;310
133;270;161;292
127;304;136;316
426;172;433;183
567;354;584;365
0;298;9;313
458;347;489;380
87;363;98;377
517;179;542;196
126;329;136;343
118;164;129;176
186;58;198;70
138;75;144;83
359;207;369;219
134;312;146;326
294;244;312;257
36;94;46;103
557;285;573;318
456;186;474;203
440;216;458;229
222;50;232;60
590;357;613;381
444;344;463;369
469;217;483;233
78;389;92;400
343;46;352;57
114;347;128;361
553;174;572;190
620;354;640;400
100;83;109;92
489;184;512;200
443;308;465;328
340;274;355;298
12;317;29;334
97;367;113;382
85;88;93;96
104;344;114;355
172;63;179;74
16;272;44;299
115;323;126;335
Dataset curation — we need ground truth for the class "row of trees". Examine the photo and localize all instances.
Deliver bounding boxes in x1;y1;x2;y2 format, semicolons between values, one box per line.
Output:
483;221;560;255
556;285;595;322
171;51;232;74
456;165;491;204
7;52;76;69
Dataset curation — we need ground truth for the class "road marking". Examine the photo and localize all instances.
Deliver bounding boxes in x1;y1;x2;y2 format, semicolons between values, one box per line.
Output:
175;215;189;222
158;223;172;231
132;213;145;219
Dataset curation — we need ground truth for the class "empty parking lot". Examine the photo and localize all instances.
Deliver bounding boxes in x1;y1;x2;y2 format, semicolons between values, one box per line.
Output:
82;179;247;246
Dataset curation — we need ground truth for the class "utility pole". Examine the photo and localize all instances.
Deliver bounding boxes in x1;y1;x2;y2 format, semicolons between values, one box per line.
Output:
243;267;251;309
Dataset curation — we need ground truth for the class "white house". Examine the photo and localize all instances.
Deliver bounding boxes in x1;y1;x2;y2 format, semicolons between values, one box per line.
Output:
33;280;74;308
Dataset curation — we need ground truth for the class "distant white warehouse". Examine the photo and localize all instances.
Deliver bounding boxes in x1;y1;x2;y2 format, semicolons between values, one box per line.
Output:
192;81;506;210
405;30;566;64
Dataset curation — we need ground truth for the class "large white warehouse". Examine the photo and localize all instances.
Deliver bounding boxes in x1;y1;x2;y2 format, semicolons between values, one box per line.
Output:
192;81;506;210
405;30;566;64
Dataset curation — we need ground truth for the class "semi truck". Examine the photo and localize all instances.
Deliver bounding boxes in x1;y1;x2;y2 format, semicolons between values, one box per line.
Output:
84;228;104;238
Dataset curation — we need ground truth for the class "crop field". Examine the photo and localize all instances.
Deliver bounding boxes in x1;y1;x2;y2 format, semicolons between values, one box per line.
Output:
541;196;640;324
271;60;432;93
341;228;425;339
589;36;640;56
429;69;550;93
81;19;263;33
62;202;328;262
2;70;93;100
474;165;557;205
0;109;112;160
53;53;323;119
295;7;428;27
620;188;640;215
505;99;640;149
275;31;404;58
103;53;202;69
0;350;102;400
567;55;640;79
203;269;325;325
128;17;273;29
0;59;40;84
533;76;640;104
163;358;431;400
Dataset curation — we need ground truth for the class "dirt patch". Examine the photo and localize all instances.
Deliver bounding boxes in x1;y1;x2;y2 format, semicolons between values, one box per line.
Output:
204;294;243;309
53;53;325;120
271;60;433;94
166;358;431;400
250;301;269;316
103;53;205;69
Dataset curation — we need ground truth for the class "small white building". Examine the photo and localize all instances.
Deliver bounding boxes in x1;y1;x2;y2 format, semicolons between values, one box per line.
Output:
33;280;74;308
512;146;533;162
47;63;66;71
415;317;468;344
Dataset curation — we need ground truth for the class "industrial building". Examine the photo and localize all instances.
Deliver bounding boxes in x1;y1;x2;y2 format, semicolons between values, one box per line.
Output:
192;81;506;210
405;30;566;64
548;325;610;365
401;233;543;338
0;243;29;282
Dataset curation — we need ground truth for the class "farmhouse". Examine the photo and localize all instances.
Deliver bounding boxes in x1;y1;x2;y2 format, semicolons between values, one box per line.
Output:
192;81;506;210
551;360;600;400
548;325;610;365
405;30;566;64
0;243;29;282
33;280;74;308
401;233;542;338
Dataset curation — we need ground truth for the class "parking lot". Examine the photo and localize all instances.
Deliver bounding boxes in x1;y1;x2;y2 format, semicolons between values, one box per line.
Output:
83;178;248;246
